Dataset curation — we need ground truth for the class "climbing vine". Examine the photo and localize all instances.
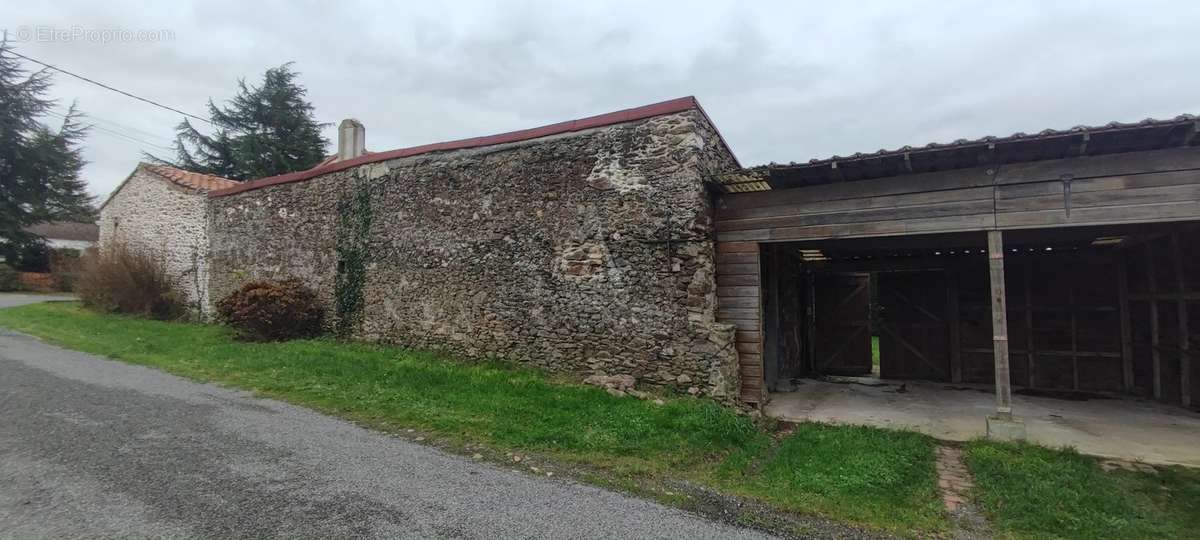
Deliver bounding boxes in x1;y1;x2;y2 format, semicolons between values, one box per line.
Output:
334;180;373;337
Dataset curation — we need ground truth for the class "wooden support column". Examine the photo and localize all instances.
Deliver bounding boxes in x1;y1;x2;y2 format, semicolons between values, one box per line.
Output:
1148;242;1162;400
987;230;1013;416
1117;251;1134;393
1069;282;1079;391
1172;233;1191;407
764;245;781;391
946;268;962;383
1025;261;1036;389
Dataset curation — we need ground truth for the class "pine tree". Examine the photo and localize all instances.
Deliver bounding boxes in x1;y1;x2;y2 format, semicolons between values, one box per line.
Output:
154;64;329;181
0;41;94;266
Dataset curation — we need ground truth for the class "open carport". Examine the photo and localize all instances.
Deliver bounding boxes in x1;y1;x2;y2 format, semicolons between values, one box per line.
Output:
712;115;1200;462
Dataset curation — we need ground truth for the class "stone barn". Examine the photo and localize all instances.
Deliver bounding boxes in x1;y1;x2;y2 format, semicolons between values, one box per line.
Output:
98;163;237;312
206;98;744;399
105;96;1199;463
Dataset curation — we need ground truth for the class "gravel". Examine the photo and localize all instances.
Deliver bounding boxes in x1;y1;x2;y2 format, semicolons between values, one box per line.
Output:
0;325;778;539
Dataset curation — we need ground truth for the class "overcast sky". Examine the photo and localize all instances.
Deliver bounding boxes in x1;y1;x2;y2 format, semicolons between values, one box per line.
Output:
5;0;1200;200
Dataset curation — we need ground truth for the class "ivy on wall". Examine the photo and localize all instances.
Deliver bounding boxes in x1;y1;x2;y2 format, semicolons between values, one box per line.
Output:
334;180;373;337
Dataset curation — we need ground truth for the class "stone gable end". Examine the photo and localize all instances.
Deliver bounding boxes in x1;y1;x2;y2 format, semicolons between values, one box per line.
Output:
98;166;214;313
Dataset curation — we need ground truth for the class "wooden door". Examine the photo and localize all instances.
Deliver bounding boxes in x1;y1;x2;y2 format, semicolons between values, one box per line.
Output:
813;273;873;375
878;271;951;381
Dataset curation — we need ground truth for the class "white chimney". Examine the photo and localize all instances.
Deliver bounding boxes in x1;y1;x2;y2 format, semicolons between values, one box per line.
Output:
337;118;365;161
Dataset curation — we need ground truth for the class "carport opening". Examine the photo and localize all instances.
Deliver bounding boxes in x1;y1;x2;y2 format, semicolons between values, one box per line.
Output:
760;222;1200;409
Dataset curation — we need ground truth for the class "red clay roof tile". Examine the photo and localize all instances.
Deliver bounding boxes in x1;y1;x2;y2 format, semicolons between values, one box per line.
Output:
209;96;736;198
143;164;239;192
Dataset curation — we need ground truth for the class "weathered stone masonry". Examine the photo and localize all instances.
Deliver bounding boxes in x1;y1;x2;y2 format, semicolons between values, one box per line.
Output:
99;164;234;313
208;109;743;398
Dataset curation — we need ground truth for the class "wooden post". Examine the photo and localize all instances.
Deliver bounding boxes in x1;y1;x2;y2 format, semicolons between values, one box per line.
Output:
1148;242;1162;400
947;267;962;383
988;230;1013;416
1025;261;1036;389
1172;233;1191;407
1117;251;1134;393
1069;281;1079;391
764;245;781;391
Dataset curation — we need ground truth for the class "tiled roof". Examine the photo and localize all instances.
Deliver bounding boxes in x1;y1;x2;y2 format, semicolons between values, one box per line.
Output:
719;114;1200;192
786;114;1199;168
142;164;239;192
312;150;374;169
210;96;735;198
24;221;98;242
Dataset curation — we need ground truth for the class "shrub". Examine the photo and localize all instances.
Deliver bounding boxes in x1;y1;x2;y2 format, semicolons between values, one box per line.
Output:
216;278;324;341
75;243;184;320
49;248;83;292
0;264;21;292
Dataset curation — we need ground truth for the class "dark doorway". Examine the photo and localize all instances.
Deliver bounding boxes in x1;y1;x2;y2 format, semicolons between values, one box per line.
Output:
877;271;951;380
812;273;873;376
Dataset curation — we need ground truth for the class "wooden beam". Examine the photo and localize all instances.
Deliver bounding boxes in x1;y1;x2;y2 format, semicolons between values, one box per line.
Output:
1130;291;1200;301
947;268;962;383
1172;232;1191;407
988;230;1013;416
1148;242;1162;400
1117;251;1134;393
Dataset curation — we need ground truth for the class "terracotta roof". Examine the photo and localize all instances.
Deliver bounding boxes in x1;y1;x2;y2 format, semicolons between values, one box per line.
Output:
312;150;374;168
24;221;99;242
719;114;1200;192
210;96;737;198
142;164;239;192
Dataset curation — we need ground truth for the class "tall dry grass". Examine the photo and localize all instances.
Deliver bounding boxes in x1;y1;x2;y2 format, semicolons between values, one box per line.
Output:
75;242;184;320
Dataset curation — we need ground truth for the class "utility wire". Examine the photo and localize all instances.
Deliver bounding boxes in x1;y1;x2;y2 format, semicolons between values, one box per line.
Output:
62;109;176;144
2;48;226;130
45;109;176;152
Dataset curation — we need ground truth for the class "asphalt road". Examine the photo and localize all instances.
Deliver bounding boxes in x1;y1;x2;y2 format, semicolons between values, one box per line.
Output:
0;301;776;539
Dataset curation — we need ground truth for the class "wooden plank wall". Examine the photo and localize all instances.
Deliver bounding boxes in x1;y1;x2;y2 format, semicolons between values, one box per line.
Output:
715;147;1200;244
715;241;765;403
714;147;1200;405
1125;229;1199;407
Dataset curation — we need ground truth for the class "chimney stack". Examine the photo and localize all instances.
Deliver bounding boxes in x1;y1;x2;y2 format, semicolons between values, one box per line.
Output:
338;118;365;161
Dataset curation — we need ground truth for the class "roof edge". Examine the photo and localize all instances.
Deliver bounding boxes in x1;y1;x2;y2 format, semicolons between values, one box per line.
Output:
209;96;738;198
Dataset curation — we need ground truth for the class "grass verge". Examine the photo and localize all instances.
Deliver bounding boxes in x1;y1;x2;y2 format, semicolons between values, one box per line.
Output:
964;440;1200;539
0;302;945;535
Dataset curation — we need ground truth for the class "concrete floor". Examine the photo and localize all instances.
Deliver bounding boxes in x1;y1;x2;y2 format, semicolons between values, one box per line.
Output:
764;378;1200;467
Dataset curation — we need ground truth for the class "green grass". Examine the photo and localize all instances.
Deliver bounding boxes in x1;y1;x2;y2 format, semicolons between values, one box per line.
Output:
965;440;1200;539
872;335;880;370
0;302;945;535
718;423;941;530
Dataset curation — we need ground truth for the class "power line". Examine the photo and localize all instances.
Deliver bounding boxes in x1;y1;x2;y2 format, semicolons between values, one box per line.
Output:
64;109;176;144
2;48;223;130
45;110;176;152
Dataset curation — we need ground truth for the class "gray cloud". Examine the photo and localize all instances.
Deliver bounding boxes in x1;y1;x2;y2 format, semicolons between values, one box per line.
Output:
5;0;1198;199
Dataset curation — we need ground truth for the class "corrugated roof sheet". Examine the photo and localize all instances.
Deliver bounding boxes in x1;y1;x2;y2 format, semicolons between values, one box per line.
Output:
210;96;736;198
719;114;1200;192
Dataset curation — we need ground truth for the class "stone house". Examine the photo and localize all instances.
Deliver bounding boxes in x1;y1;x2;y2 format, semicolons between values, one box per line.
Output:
98;163;237;313
205;98;744;399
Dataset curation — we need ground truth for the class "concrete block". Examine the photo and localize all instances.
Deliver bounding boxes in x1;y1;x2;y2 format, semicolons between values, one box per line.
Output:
986;415;1026;441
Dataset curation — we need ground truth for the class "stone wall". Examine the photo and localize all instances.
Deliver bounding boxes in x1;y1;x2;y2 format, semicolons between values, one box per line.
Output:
208;110;743;398
98;165;212;312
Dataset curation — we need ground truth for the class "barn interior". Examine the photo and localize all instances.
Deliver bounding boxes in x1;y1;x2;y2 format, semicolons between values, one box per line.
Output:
757;222;1200;465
